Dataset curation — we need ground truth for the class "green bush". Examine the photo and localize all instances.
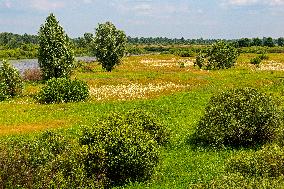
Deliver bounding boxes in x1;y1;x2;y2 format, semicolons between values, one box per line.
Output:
36;78;89;104
203;173;284;189
113;109;170;145
0;131;100;188
226;144;284;177
79;110;162;186
191;88;282;147
250;56;262;66
195;41;239;70
0;60;23;100
250;53;269;67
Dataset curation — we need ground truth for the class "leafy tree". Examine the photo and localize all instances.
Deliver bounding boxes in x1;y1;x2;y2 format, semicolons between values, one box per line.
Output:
263;37;275;47
92;22;127;72
195;41;239;70
38;13;74;80
252;37;262;46
238;38;251;47
277;37;284;47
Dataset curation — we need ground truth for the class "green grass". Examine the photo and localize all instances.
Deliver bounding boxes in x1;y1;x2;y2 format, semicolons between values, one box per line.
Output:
0;53;284;188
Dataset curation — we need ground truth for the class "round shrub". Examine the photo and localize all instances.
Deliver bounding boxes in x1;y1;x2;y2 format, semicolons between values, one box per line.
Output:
0;60;23;100
192;88;282;147
195;41;239;70
36;78;89;104
79;110;161;186
226;144;284;177
112;109;170;145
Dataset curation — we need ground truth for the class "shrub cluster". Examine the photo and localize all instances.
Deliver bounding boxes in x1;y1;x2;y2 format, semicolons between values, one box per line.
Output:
226;144;284;177
80;109;169;186
195;41;239;70
36;78;89;104
0;60;23;101
250;53;269;67
0;132;98;188
0;109;167;188
205;173;284;189
191;88;282;147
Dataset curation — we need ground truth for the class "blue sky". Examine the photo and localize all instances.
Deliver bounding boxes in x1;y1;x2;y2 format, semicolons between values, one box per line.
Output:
0;0;284;39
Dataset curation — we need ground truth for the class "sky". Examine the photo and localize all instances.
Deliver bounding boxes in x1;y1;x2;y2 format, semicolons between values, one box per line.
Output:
0;0;284;39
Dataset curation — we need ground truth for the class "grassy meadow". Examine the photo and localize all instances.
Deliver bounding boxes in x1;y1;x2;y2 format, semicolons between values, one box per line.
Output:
0;53;284;188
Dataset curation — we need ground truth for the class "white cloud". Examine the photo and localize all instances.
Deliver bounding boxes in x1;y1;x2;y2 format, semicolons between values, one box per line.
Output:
28;0;65;11
112;0;190;17
224;0;284;6
0;0;13;8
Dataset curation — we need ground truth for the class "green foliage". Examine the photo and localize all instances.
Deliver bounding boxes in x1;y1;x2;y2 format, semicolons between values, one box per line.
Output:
0;131;100;188
205;173;284;189
250;56;262;66
0;60;23;100
36;78;89;104
195;41;239;70
79;110;162;186
191;88;282;147
250;53;269;67
92;21;127;72
226;144;284;177
111;109;170;145
38;13;75;80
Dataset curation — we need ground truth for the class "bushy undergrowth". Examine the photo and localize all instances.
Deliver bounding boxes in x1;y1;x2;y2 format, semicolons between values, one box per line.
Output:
190;88;282;147
23;68;43;81
250;53;269;67
203;173;284;189
195;41;239;70
80;109;169;186
226;144;284;177
0;60;23;101
0;109;166;188
36;78;89;104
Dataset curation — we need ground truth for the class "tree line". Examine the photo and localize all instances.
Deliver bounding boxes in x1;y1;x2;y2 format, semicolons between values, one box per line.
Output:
1;32;284;49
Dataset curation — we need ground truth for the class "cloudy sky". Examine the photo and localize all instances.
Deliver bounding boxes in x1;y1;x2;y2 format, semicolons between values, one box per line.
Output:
0;0;284;39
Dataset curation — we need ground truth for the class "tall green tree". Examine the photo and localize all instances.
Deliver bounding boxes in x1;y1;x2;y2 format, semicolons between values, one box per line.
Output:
38;13;74;80
92;22;127;72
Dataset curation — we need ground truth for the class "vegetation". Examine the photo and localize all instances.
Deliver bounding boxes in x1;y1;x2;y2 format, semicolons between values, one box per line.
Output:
195;41;239;70
36;78;89;104
0;52;283;188
38;14;75;80
0;60;23;100
92;22;127;72
191;88;282;147
80;109;163;187
1;14;284;188
227;144;284;177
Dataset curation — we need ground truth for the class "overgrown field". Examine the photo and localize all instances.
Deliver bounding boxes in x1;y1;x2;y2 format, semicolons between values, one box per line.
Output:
0;53;284;188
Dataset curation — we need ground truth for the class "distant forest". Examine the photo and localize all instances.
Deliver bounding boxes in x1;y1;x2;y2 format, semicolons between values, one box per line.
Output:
0;32;284;60
1;32;284;49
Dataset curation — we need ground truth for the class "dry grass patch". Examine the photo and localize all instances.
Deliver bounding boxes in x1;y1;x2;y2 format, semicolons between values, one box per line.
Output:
260;60;284;71
0;120;69;136
90;82;192;101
